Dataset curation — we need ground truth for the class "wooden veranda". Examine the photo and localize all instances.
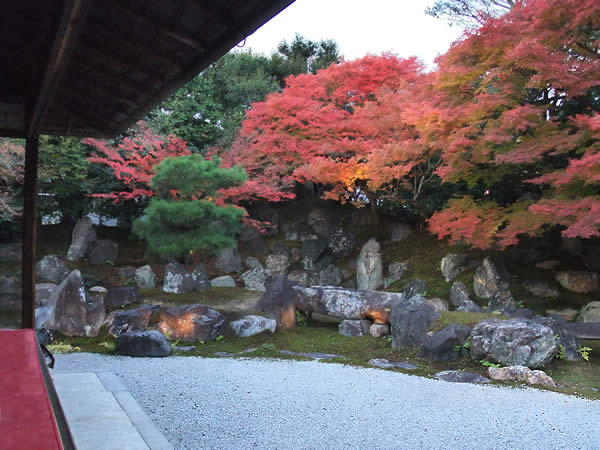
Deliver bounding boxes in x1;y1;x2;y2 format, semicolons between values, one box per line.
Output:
0;0;295;329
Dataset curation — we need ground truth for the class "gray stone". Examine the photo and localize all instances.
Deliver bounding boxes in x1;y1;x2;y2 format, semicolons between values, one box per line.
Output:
36;255;69;284
426;298;449;313
390;223;412;242
104;286;141;310
115;330;171;357
327;227;357;258
280;350;344;360
230;315;276;337
289;248;303;264
536;260;560;270
555;271;599;294
106;305;156;337
470;319;558;368
158;304;225;342
338;319;364;337
440;253;469;282
488;366;555;387
522;280;559;298
191;264;210;291
318;264;343;286
265;254;290;276
419;324;471;361
578;301;600;323
307;208;332;237
52;270;106;337
450;281;471;307
210;276;236;288
88;239;119;265
134;265;156;289
356;238;383;291
163;263;194;293
244;257;264;270
404;279;427;299
293;285;400;323
66;217;96;261
487;290;516;313
241;268;267;291
384;261;409;288
256;275;297;329
435;370;490;384
243;236;268;255
36;283;57;307
534;316;581;361
287;270;319;287
545;308;578;322
302;238;329;271
215;247;243;273
368;359;418;370
369;323;390;338
391;295;440;349
473;257;510;299
88;286;107;304
117;266;136;280
456;301;483;313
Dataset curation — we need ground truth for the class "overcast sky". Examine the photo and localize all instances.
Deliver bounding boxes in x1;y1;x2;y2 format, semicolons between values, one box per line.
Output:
242;0;464;68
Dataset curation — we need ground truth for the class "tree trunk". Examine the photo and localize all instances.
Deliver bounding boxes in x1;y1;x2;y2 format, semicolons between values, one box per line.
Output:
365;191;380;225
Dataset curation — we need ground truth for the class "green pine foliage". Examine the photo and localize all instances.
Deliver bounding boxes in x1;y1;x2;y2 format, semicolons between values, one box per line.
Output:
133;155;247;259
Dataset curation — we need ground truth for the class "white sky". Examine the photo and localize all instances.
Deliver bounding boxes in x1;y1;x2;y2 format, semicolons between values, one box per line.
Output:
242;0;464;68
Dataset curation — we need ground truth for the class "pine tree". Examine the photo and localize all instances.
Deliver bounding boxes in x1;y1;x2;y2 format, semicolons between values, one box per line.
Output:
133;155;247;259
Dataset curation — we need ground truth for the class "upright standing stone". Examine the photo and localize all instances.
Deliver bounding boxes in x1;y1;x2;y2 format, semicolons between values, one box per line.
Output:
215;246;243;273
66;217;96;261
134;265;156;289
473;257;510;299
36;255;69;284
356;238;383;291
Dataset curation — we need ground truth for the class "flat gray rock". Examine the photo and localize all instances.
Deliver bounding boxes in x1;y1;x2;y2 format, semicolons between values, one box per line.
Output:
435;370;490;384
369;358;418;370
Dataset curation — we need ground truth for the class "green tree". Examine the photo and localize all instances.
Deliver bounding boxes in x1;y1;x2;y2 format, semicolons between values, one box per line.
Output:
38;136;90;224
133;155;247;259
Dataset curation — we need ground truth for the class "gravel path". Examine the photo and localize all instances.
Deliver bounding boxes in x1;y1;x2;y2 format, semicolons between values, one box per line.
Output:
55;354;600;450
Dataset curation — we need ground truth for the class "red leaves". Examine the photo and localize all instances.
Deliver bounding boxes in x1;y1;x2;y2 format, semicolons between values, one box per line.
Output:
84;122;191;202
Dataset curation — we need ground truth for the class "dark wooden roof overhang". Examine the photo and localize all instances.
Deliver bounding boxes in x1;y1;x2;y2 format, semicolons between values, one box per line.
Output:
0;0;295;139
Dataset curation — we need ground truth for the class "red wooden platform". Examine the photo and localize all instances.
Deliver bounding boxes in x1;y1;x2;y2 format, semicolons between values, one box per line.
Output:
0;329;64;450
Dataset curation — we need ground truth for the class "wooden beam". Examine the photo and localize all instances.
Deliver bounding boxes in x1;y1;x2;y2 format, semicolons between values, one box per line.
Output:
22;135;38;329
108;0;207;51
27;0;89;139
70;59;147;99
59;76;140;110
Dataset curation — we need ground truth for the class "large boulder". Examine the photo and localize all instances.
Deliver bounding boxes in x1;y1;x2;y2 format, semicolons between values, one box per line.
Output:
384;261;409;288
230;315;276;337
487;290;517;313
369;323;390;338
265;254;290;276
134;265;156;289
470;319;558;368
535;316;581;361
419;324;471;362
473;257;510;299
488;366;555;387
554;271;599;294
115;330;171;357
578;301;600;323
356;238;383;291
450;282;482;312
214;246;243;273
338;319;371;337
293;285;400;323
302;238;329;271
307;208;332;238
190;264;210;291
241;268;267;291
391;295;440;349
158;304;225;342
522;280;559;298
327;227;357;258
440;253;470;282
87;239;119;265
36;255;69;284
104;286;141;310
35;283;57;308
390;223;412;242
52;270;106;336
66;217;96;261
106;305;156;337
256;275;297;329
163;262;196;293
210;276;236;288
287;270;319;287
318;264;343;286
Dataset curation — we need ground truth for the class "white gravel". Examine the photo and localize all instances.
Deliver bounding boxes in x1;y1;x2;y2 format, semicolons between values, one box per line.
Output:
55;353;600;450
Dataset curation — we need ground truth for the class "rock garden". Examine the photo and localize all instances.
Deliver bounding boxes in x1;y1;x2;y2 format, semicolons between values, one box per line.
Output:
10;200;599;400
